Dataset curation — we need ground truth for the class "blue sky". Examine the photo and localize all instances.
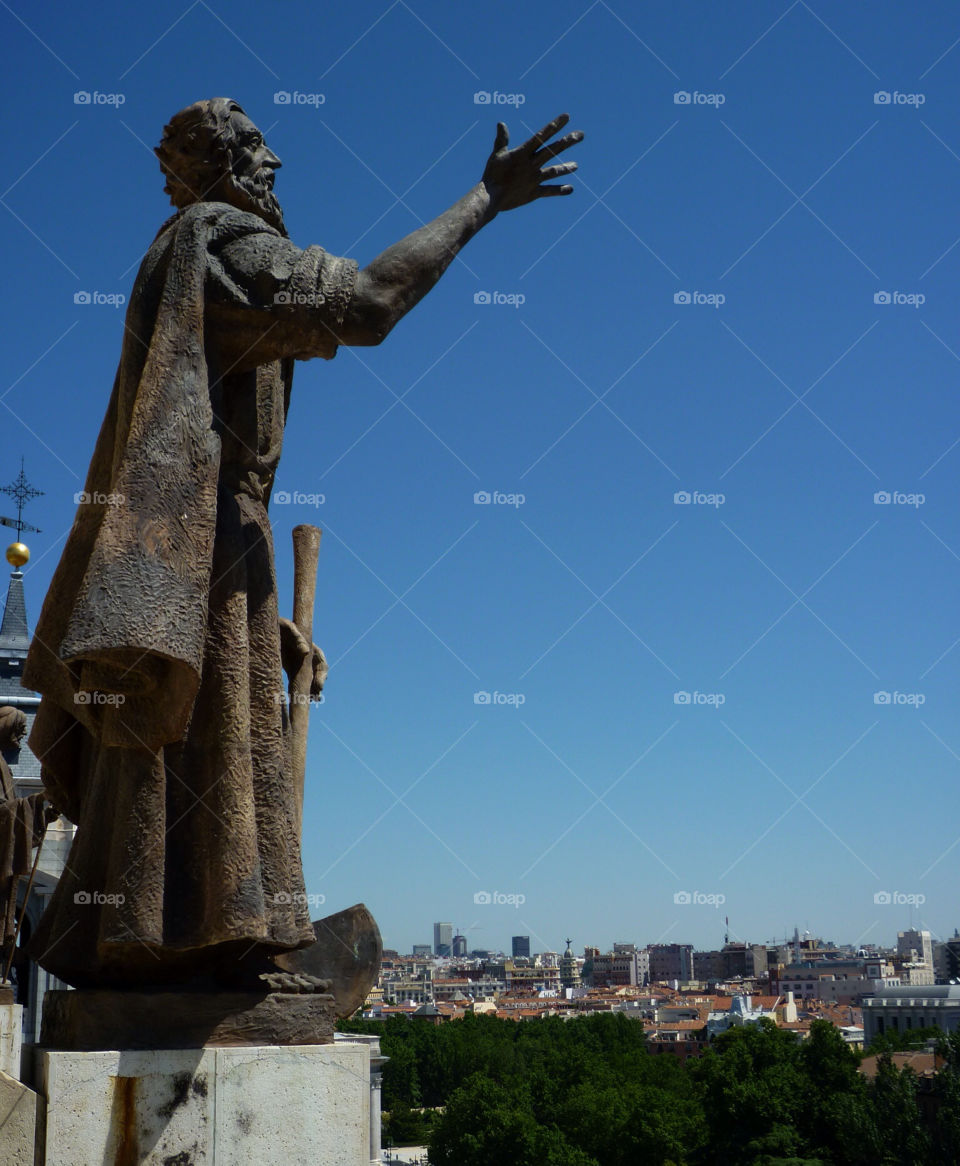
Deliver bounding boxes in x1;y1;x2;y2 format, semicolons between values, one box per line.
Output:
2;0;959;957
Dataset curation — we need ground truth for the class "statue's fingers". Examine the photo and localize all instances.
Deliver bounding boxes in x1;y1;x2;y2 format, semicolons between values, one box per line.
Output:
493;121;509;151
539;161;578;181
537;183;575;197
533;130;584;163
524;113;570;152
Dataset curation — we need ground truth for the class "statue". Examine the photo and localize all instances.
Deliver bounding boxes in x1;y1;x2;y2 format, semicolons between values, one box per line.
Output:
23;99;582;1002
0;707;48;987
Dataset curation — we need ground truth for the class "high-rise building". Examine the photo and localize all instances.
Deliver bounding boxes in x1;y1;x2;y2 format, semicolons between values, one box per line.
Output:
647;943;695;984
512;935;531;959
433;921;453;957
897;929;934;969
452;933;467;957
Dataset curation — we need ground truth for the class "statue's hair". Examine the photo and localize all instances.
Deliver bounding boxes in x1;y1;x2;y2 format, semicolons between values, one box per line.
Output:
154;98;246;209
0;706;26;747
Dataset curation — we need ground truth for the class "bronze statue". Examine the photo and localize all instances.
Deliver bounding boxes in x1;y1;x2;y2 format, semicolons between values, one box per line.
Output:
24;99;582;993
0;706;48;983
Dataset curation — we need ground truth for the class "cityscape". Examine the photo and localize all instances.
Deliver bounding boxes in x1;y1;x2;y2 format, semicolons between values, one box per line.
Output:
366;921;960;1050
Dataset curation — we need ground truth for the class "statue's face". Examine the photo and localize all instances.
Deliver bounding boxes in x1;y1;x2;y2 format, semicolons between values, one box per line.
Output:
227;111;282;188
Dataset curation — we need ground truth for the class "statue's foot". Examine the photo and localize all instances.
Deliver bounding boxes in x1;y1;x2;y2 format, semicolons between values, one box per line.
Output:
257;971;332;994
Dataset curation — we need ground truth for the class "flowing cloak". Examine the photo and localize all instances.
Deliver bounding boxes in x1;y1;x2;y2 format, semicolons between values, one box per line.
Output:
22;201;358;987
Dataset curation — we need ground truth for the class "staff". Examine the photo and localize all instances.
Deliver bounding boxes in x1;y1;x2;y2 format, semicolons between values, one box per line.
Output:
290;523;322;837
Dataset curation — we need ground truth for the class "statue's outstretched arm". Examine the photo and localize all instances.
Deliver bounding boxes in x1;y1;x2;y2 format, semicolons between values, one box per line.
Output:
336;114;583;346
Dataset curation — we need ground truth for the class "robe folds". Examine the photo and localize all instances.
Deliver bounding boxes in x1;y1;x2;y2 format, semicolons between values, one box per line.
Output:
23;201;358;987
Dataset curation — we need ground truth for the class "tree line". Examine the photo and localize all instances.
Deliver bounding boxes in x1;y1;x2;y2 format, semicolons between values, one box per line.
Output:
339;1011;960;1164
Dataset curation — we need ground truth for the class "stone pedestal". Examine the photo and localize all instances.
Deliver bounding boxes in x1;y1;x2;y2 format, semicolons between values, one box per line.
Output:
0;992;23;1077
36;1041;372;1165
40;989;337;1050
0;1069;37;1165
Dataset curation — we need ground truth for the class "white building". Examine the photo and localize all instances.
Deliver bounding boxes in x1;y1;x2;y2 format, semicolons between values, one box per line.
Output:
862;984;960;1044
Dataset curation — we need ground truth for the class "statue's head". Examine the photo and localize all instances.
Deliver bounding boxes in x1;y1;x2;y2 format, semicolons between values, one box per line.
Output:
155;98;286;234
0;707;27;751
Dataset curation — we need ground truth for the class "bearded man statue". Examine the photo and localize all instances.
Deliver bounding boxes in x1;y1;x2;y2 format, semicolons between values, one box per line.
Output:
23;98;581;992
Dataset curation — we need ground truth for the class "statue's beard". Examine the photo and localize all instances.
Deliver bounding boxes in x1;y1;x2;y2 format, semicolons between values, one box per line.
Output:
219;170;286;236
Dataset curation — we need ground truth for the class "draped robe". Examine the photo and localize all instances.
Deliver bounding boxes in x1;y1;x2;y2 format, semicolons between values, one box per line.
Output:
23;201;357;987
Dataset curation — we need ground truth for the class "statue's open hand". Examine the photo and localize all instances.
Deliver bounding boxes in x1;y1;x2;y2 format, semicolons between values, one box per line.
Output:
279;617;328;700
481;113;583;214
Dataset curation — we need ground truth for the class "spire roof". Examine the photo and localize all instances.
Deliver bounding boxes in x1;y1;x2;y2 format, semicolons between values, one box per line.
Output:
0;571;29;654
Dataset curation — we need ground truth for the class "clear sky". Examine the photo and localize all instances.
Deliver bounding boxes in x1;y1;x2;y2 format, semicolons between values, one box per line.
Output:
2;0;959;957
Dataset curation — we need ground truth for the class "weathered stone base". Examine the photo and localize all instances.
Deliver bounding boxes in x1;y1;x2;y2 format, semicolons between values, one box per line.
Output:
36;1042;371;1165
40;989;337;1050
0;1069;37;1165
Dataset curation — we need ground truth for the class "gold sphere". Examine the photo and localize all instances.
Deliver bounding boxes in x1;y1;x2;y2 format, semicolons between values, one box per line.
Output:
5;543;29;568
